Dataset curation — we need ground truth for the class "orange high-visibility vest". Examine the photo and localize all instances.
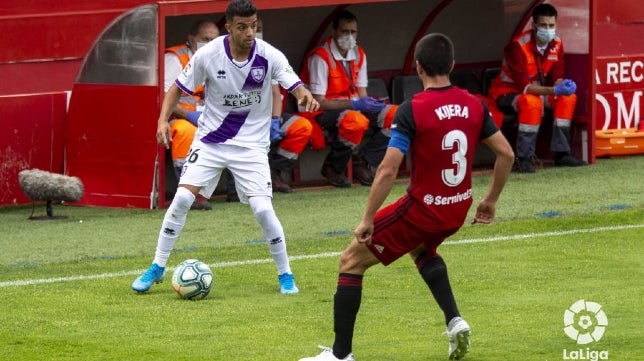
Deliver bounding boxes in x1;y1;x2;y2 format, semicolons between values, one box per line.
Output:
299;37;366;118
489;29;564;100
165;44;204;111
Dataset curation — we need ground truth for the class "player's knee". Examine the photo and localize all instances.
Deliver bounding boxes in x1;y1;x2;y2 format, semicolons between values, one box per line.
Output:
172;187;196;213
339;243;372;274
338;249;356;273
248;196;274;222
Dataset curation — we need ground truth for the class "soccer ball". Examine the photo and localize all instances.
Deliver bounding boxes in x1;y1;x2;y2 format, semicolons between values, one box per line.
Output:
171;259;213;300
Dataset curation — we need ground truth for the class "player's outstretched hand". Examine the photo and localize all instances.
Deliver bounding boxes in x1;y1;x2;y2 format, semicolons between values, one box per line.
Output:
298;93;320;112
156;121;172;149
471;199;496;225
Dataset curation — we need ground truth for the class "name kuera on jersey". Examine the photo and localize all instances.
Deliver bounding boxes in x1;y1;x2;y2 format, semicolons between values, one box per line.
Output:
175;35;302;149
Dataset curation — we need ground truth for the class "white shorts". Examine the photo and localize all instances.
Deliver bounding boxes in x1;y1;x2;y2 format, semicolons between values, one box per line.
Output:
179;140;272;204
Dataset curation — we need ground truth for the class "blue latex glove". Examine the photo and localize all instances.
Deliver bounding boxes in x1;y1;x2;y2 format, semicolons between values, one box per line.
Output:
351;96;386;113
186;111;202;126
554;79;577;96
270;116;285;142
562;79;577;94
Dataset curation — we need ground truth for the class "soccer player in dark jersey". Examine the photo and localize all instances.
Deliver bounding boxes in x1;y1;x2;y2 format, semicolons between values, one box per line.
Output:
299;33;515;361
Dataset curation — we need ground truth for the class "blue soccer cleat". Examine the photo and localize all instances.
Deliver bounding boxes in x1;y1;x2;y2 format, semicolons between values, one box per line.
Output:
278;273;299;294
132;263;165;293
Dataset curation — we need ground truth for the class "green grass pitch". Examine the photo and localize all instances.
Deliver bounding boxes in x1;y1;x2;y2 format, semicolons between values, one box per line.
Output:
0;156;642;360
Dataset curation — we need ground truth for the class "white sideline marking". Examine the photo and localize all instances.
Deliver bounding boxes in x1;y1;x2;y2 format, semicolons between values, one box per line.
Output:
444;224;644;245
1;224;642;288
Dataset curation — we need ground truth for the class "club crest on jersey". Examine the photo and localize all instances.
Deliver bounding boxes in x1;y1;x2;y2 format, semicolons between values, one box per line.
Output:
251;66;266;82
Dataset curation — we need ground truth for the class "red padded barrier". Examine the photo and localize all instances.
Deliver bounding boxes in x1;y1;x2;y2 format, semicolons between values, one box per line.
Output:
0;93;66;205
66;84;159;208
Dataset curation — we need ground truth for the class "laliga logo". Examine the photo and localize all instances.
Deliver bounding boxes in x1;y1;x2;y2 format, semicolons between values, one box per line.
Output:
562;300;609;360
563;299;608;344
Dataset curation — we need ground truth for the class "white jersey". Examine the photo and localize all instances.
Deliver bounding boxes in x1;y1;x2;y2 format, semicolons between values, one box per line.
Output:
176;35;302;150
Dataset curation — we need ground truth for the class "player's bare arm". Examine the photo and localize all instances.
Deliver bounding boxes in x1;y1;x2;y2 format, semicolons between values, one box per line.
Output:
157;84;183;148
355;147;404;243
473;131;514;224
292;85;320;112
312;93;352;111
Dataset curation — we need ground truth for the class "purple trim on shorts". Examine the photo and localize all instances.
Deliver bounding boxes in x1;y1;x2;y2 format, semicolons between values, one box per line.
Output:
201;110;250;143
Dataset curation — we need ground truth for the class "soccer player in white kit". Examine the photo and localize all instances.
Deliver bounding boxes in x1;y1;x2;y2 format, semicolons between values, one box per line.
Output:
132;0;319;295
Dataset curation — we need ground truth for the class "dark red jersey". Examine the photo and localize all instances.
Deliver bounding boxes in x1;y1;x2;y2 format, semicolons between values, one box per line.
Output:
391;85;498;230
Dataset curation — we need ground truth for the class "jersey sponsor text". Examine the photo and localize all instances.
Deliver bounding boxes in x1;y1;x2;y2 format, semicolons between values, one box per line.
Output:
423;188;472;206
222;91;262;109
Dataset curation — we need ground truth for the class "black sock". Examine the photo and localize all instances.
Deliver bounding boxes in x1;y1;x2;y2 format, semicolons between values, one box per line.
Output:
416;253;460;325
332;273;363;359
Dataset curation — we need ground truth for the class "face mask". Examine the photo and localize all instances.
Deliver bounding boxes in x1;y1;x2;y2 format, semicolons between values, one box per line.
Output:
535;28;556;44
337;34;357;51
255;32;263;40
196;42;208;51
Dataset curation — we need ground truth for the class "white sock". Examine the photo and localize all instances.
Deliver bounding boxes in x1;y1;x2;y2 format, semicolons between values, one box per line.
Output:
248;196;292;275
152;187;194;267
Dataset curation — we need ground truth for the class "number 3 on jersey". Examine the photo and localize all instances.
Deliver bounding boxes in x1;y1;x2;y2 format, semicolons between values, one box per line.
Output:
441;130;467;187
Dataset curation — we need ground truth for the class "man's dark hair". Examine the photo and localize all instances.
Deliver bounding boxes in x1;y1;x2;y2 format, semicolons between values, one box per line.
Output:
226;0;257;21
332;10;358;30
189;19;215;36
414;33;454;76
532;3;557;22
